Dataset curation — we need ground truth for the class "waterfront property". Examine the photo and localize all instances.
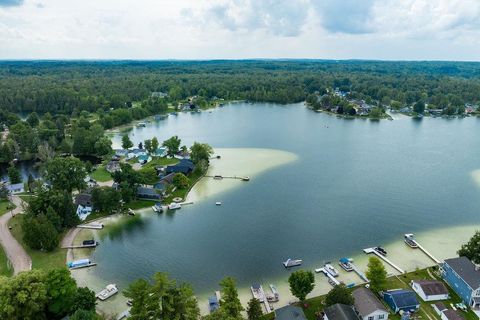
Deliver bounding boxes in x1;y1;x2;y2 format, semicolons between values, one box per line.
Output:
136;186;161;200
432;303;465;320
352;287;389;320
411;280;449;301
5;182;25;194
383;289;420;313
324;303;359;320
275;305;307;320
441;257;480;308
166;159;195;175
75;193;93;221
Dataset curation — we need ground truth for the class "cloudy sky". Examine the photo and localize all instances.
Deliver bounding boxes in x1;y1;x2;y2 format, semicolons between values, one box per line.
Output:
1;0;479;60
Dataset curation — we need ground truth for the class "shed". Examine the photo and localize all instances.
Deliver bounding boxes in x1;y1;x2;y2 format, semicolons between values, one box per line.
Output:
383;290;419;313
411;280;449;301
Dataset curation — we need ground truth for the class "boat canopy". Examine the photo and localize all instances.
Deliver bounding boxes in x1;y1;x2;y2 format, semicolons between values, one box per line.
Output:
339;257;350;263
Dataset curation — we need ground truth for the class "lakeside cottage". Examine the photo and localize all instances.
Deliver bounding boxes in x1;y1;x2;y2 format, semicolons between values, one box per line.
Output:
166;159;194;175
432;303;465;320
75;193;93;221
275;305;307;320
383;289;419;314
136;186;161;200
441;256;480;308
410;280;449;301
353;287;389;320
324;303;360;320
105;159;121;173
5;182;25;194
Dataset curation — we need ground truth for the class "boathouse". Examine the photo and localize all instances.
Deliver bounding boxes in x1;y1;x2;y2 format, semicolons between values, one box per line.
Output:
383;289;419;313
441;256;480;308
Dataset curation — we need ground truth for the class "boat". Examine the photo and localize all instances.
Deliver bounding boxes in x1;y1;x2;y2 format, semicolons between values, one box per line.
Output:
324;263;339;277
250;283;266;302
208;294;220;313
213;175;223;180
168;203;182;210
67;258;95;270
241;176;250;181
283;258;302;268
82;239;98;247
216;202;222;206
338;257;353;272
268;284;280;302
127;208;135;216
374;246;388;256
152;202;163;213
404;234;418;248
96;284;118;301
137;122;146;127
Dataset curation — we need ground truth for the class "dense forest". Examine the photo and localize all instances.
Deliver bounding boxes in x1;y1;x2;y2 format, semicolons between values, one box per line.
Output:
0;60;479;115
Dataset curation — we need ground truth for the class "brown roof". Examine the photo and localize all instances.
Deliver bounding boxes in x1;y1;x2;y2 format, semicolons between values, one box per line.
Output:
414;280;448;296
443;310;464;320
433;302;447;312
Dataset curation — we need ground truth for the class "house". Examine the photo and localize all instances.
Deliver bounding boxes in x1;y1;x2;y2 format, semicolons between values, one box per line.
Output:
166;159;194;175
138;154;151;164
324;303;359;320
75;193;93;221
6;182;24;194
105;160;121;173
274;305;307;320
353;287;389;320
432;302;448;316
155;147;167;157
84;176;98;188
432;304;464;320
151;91;168;98
441;256;480;308
411;280;449;301
136;186;161;200
114;149;128;157
383;289;419;313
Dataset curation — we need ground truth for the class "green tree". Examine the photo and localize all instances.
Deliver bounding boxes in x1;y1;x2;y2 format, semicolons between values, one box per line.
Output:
94;137;112;157
69;309;97;320
7;165;22;184
124;278;158;320
190;142;213;165
45;157;86;192
121;134;133;149
0;184;8;199
22;214;59;251
247;298;263;320
0;269;48;320
219;277;244;318
325;284;354;307
458;231;480;264
26;112;40;127
366;257;388;293
151;137;159;154
173;173;190;189
72;287;96;313
288;270;315;302
91;187;122;214
413;101;425;114
144;139;153;154
45;268;77;317
162;135;181;157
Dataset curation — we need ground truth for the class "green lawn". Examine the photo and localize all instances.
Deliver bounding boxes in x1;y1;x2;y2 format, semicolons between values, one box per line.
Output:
0;199;15;216
90;166;112;182
138;157;179;184
262;267;478;320
7;214;66;271
0;246;13;277
162;169;205;203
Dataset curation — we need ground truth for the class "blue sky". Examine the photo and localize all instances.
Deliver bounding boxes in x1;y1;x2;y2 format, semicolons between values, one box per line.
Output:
0;0;479;60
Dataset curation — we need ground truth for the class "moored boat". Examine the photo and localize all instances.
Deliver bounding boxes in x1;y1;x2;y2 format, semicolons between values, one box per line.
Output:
137;122;146;127
152;202;163;213
283;258;302;268
338;257;353;272
168;203;182;210
404;234;418;248
96;284;118;301
374;246;387;256
325;263;339;277
250;283;266;302
208;294;220;313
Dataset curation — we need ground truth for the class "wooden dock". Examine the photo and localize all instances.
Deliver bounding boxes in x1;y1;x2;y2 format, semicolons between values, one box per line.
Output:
350;262;369;282
315;267;340;286
77;223;104;230
205;175;250;181
61;244;98;249
363;248;405;274
404;233;441;264
68;263;97;270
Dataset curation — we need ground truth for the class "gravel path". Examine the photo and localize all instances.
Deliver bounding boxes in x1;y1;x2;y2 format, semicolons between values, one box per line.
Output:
0;195;32;275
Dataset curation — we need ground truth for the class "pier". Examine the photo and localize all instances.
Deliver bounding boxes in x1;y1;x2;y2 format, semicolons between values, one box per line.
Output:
205;175;250;181
404;234;441;264
315;267;340;286
68;262;97;270
350;262;369;282
77;223;104;230
61;243;98;249
363;248;405;274
250;284;272;314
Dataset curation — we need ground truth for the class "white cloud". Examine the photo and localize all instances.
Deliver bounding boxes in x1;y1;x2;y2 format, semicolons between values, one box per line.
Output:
0;0;478;60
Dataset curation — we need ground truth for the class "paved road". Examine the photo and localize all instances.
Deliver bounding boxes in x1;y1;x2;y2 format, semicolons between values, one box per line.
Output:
0;195;32;275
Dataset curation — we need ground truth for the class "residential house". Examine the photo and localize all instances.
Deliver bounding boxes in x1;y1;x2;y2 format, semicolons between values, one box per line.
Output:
274;305;307;320
136;186;161;200
166;159;194;175
138;154;151;164
411;280;449;301
84;176;98;188
383;289;419;313
441;256;480;308
155;147;167;157
114;149;129;157
353;287;389;320
151;91;168;98
5;182;24;194
432;303;464;320
324;303;359;320
105;160;121;173
75;193;93;221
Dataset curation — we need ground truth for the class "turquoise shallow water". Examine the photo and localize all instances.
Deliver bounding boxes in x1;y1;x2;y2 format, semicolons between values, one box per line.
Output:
79;102;480;313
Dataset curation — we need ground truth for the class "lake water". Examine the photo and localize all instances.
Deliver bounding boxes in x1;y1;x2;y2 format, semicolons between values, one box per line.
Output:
75;102;480;315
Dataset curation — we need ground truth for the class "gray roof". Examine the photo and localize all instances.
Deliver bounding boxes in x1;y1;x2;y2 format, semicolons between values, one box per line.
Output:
443;310;464;320
413;280;448;296
444;257;480;289
275;305;307;320
353;287;387;317
433;302;447;312
324;304;359;320
137;186;158;195
75;193;92;206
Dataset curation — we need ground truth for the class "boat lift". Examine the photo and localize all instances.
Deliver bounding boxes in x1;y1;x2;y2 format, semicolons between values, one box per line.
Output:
363;248;405;274
315;267;340;286
404;234;441;264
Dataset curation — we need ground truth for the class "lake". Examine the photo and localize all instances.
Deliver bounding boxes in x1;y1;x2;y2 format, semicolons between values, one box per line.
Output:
75;102;480;314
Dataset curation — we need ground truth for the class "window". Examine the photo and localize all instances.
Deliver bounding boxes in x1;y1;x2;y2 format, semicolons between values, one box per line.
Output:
378;315;385;319
368;317;374;320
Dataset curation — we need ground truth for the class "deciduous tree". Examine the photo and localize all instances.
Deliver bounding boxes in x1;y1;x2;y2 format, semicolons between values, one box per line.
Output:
366;257;387;293
288;270;315;302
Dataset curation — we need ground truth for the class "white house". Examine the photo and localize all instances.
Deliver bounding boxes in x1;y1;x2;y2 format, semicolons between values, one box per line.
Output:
353;287;389;320
6;182;25;194
432;303;464;320
411;280;449;301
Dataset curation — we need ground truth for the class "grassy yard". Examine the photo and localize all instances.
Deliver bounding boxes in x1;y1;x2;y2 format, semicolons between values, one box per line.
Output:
0;199;15;216
162;169;205;203
138;157;179;184
7;214;66;271
90;166;112;182
262;267;477;320
0;246;13;277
